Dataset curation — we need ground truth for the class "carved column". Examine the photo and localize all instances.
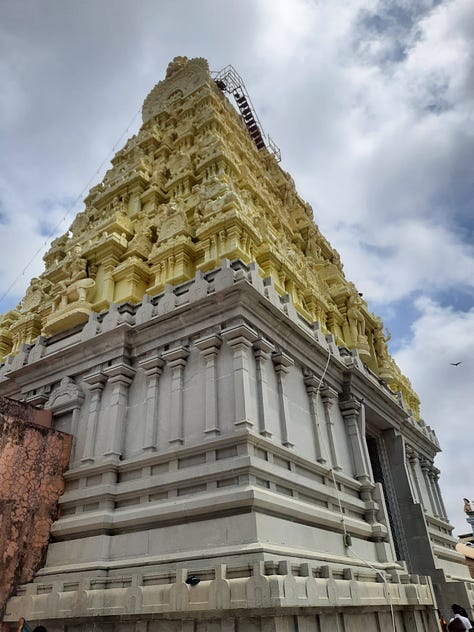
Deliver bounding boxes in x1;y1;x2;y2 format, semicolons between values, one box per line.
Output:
420;457;437;516
272;351;295;449
340;395;376;523
221;324;258;429
303;373;326;464
195;333;222;437
406;447;425;510
339;374;381;529
69;406;82;461
432;467;448;520
339;397;370;484
138;354;165;452
253;338;275;438
102;362;136;460
428;467;443;519
82;371;107;463
358;399;374;480
405;445;419;504
102;256;120;305
162;346;190;445
320;385;341;470
428;466;442;518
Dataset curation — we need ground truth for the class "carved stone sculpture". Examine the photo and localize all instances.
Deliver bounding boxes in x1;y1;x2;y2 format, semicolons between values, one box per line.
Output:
346;292;366;345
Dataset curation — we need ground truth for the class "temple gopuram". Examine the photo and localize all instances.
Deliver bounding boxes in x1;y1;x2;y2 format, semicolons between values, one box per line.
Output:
1;56;472;631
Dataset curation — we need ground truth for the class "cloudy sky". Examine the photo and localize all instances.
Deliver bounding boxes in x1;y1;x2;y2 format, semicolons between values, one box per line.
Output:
0;0;473;534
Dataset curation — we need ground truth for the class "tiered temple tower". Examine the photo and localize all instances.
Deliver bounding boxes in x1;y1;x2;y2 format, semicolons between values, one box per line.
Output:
1;56;472;631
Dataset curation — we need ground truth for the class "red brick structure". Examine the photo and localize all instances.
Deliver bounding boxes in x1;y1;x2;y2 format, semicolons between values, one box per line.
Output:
0;397;71;619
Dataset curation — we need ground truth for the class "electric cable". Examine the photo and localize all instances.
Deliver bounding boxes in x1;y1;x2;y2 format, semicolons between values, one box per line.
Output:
0;107;142;308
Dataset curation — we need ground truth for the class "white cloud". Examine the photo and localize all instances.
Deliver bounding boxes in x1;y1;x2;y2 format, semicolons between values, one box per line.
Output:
256;0;319;63
275;0;474;310
404;0;474;108
332;219;474;304
395;297;474;534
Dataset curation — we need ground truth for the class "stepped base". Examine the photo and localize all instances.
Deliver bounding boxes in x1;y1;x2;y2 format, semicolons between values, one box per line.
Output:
4;560;439;632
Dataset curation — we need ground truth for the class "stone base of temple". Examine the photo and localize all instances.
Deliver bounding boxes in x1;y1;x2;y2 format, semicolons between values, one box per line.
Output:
1;260;472;630
3;561;440;632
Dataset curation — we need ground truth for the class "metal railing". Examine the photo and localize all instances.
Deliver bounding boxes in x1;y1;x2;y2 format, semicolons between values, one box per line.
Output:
212;65;281;162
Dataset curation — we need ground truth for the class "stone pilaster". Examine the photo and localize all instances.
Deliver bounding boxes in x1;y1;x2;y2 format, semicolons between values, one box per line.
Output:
320;385;341;471
81;371;108;463
102;256;120;304
427;468;440;518
432;467;448;520
357;399;374;480
162;346;190;445
405;445;420;505
339;397;369;484
221;324;258;429
272;351;295;449
102;362;136;460
420;457;437;516
138;354;165;452
253;338;275;438
195;333;222;436
303;373;326;464
339;394;378;524
406;447;425;510
428;467;446;519
68;407;81;462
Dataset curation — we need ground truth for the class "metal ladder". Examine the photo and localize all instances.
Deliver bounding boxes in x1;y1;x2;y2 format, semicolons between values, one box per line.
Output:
212;65;281;162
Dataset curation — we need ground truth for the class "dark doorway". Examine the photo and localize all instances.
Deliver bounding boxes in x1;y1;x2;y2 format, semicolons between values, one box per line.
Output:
366;435;409;563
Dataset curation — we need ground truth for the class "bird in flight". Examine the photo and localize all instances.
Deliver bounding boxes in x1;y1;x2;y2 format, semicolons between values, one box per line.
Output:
450;361;462;366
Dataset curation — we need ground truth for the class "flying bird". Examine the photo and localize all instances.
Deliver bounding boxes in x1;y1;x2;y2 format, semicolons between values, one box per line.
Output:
450;362;462;366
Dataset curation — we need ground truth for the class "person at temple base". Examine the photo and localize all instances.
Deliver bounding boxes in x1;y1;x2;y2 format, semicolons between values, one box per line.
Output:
449;604;473;631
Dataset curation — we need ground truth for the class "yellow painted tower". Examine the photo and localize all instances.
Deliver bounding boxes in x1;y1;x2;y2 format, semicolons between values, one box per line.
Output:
0;56;419;416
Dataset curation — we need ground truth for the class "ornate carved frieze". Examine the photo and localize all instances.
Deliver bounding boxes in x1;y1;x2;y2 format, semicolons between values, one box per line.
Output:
45;376;84;415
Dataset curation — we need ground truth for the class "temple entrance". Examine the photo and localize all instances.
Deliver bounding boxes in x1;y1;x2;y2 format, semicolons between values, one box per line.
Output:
366;435;409;564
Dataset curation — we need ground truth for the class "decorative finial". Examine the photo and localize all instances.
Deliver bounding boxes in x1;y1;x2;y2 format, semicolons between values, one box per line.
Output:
166;56;189;78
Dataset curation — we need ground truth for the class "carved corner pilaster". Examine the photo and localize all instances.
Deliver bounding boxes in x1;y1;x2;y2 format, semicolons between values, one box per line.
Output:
272;351;294;374
252;337;275;360
194;333;222;357
162;345;190;367
138;354;165;375
103;362;136;384
221;323;258;348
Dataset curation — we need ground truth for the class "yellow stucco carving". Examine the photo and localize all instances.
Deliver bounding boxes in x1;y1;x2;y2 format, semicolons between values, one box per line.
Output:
0;56;420;417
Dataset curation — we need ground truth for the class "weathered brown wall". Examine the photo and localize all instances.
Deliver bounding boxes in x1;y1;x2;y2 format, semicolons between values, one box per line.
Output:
0;397;71;617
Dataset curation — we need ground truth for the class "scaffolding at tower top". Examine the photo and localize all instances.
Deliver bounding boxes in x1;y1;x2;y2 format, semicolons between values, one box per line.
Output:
212;65;281;162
